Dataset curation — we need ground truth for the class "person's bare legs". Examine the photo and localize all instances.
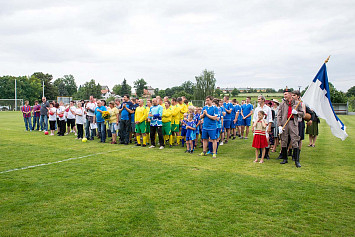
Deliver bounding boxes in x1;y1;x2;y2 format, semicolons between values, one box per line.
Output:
245;126;250;138
254;149;259;162
241;126;245;138
260;148;265;163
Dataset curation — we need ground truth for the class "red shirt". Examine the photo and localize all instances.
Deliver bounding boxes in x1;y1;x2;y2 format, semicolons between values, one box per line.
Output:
21;105;32;118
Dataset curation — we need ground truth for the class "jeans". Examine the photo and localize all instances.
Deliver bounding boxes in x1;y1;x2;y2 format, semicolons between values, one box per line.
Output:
85;116;95;140
40;114;48;131
24;117;33;131
32;116;40;130
97;121;106;142
120;120;130;144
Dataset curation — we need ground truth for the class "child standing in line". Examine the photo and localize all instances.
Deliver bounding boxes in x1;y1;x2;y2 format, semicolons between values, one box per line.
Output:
252;110;268;163
185;113;196;153
48;102;57;136
180;113;188;147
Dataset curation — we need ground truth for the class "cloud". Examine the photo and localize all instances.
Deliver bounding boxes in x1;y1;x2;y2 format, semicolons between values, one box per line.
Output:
0;0;354;92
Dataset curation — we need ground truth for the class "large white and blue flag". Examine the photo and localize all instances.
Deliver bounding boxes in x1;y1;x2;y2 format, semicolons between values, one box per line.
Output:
302;63;348;140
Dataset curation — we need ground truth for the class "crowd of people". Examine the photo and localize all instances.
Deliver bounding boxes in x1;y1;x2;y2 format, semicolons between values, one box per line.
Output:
21;90;319;167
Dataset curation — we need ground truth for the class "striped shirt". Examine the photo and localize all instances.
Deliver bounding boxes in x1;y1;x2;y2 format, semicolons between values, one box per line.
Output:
21;105;32;118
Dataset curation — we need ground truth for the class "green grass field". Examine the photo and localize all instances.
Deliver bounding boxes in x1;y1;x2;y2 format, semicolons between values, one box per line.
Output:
0;112;354;236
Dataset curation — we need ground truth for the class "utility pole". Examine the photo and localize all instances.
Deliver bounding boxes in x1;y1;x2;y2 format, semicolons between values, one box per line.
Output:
15;79;17;111
42;80;45;97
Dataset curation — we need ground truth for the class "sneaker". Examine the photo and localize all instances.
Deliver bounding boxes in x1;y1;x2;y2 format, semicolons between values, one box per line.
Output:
199;152;207;156
207;151;211;155
142;144;147;147
224;140;228;144
244;137;248;139
65;133;69;135
39;129;42;132
149;145;155;148
220;142;224;146
212;154;217;159
75;133;77;136
159;146;164;149
240;136;243;139
232;137;236;140
136;144;141;146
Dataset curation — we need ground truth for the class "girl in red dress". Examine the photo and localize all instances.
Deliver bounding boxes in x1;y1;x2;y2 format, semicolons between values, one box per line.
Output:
252;111;268;163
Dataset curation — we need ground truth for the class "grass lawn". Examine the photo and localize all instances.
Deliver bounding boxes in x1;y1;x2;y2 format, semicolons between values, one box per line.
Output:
0;112;354;236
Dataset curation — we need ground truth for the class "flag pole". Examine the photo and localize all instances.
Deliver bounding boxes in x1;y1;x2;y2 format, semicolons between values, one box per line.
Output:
325;55;331;63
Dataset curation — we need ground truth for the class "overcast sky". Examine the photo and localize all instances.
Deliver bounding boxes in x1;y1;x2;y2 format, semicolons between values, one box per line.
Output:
1;0;354;92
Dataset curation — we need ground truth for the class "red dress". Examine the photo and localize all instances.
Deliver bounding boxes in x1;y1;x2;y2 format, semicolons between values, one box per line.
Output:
252;121;268;148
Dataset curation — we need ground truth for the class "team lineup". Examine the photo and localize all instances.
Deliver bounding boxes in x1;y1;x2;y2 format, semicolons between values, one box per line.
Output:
22;89;313;167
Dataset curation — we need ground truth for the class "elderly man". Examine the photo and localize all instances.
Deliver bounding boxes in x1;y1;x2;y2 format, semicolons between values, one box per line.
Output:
39;97;49;131
253;95;273;159
148;98;164;149
278;88;304;167
85;96;96;140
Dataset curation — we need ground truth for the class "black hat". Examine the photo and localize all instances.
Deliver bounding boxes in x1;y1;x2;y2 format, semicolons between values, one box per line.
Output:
283;88;291;93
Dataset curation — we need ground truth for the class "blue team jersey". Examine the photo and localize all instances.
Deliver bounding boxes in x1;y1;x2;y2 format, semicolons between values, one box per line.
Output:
149;105;163;126
186;121;196;139
130;103;139;121
231;104;237;119
223;102;233;120
242;103;253;118
181;119;188;129
94;106;107;123
202;105;218;130
217;107;223;129
120;101;133;121
234;105;242;120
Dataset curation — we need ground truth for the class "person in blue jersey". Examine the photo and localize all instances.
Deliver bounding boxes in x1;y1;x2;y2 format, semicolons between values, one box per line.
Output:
218;100;226;145
93;100;108;143
193;108;201;149
148;98;164;149
237;100;245;138
129;98;139;143
118;94;134;145
199;96;219;159
222;96;233;144
233;100;242;139
230;99;238;140
185;113;196;153
180;113;188;147
241;97;254;139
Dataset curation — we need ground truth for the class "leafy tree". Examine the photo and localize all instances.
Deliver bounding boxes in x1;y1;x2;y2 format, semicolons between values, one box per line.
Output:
54;75;77;97
120;79;132;96
194;69;216;100
214;88;222;98
154;88;159;96
31;72;58;100
75;79;101;100
329;83;346;103
112;84;122;95
231;88;239;97
346;86;355;97
181;81;195;95
277;88;284;93
173;91;193;100
158;89;166;98
134;78;148;97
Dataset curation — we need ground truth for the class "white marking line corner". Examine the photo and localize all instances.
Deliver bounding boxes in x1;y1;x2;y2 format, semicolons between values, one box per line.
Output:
0;149;120;174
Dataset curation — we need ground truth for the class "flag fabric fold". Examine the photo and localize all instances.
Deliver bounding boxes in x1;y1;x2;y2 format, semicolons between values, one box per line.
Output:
302;63;348;140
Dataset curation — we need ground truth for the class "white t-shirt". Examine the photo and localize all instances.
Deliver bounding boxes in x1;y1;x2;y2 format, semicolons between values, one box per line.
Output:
67;106;76;119
58;106;66;121
85;102;96;117
48;108;57;121
253;104;273;124
75;108;86;124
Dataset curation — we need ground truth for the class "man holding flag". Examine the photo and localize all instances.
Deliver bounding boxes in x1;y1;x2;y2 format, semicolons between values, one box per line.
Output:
278;88;304;167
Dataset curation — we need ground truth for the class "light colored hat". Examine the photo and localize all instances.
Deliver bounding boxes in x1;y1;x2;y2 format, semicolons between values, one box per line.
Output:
272;99;280;104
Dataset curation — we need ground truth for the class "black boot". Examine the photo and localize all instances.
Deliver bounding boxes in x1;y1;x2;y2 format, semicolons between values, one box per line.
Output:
295;148;301;168
265;148;270;160
288;149;293;157
258;149;262;158
277;152;283;159
280;147;288;164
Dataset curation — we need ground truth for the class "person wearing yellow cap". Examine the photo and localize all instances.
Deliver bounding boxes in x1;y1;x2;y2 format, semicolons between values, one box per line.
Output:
135;99;148;147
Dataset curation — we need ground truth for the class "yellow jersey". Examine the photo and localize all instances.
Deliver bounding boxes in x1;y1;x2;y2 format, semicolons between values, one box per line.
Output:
179;103;188;120
162;106;172;123
135;105;148;123
171;104;181;125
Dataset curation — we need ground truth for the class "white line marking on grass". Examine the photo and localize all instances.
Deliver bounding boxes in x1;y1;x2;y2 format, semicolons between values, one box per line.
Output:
0;149;123;174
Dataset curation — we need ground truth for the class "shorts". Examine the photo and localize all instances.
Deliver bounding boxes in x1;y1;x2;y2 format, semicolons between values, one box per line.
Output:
49;120;56;130
146;121;150;133
110;123;118;133
181;128;187;136
231;120;237;128
162;122;172;135
242;117;251;126
135;121;147;134
202;129;217;140
171;123;179;133
224;120;231;129
216;128;221;138
237;119;243;126
67;119;75;128
195;126;200;135
186;134;196;141
131;121;135;132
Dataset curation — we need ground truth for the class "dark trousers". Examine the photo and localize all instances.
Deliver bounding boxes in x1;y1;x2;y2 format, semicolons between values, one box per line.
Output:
77;124;84;139
120;120;130;144
32;116;40;130
59;120;66;135
150;126;164;147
